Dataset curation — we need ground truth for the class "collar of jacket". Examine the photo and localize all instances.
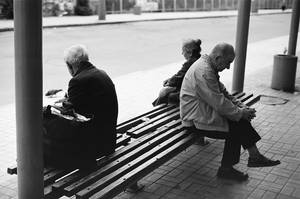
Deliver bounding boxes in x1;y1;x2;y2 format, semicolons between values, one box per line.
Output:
74;61;95;76
187;54;201;64
202;54;220;80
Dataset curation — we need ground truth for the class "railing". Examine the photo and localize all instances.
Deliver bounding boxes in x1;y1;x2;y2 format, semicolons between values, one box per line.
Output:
39;0;294;17
99;0;293;14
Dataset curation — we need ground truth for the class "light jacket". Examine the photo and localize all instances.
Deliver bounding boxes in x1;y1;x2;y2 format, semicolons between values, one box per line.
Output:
180;55;243;132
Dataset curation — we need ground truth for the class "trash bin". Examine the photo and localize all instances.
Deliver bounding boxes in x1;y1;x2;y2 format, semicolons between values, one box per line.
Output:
133;6;141;15
271;54;298;92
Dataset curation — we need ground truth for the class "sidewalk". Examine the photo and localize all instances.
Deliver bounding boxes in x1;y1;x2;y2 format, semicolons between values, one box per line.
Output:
0;9;291;32
1;9;300;199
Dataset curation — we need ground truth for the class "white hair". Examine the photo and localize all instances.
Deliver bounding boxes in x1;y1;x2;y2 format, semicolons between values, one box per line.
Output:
63;44;89;66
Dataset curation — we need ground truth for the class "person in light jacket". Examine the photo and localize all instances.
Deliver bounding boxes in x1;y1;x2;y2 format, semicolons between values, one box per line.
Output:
180;42;280;181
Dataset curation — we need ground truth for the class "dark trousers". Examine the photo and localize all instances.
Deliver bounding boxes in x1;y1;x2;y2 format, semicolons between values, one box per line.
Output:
187;119;261;167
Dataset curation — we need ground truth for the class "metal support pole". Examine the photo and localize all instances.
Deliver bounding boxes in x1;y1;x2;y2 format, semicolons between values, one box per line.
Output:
288;0;300;56
98;0;106;20
184;0;187;10
120;0;123;13
194;0;197;10
162;0;165;11
14;0;44;198
174;0;177;11
232;0;251;93
211;0;214;10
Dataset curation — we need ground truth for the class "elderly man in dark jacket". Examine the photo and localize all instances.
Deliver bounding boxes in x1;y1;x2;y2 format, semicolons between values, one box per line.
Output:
66;44;118;158
44;45;118;168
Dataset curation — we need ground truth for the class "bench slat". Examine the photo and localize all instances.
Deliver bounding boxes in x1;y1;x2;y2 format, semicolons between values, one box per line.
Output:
239;93;254;102
126;107;179;134
116;104;166;128
63;125;185;196
116;135;131;147
75;129;190;198
234;92;246;99
117;105;176;134
51;120;182;193
129;111;180;138
245;95;261;107
85;134;195;199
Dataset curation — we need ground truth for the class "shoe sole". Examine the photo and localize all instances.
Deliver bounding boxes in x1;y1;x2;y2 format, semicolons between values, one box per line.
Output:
247;161;281;168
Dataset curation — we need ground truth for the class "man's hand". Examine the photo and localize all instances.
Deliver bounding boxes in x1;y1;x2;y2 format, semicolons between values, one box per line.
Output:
45;89;63;96
241;107;256;121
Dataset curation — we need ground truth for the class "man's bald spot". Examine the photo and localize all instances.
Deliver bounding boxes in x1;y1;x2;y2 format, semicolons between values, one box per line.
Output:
211;43;235;58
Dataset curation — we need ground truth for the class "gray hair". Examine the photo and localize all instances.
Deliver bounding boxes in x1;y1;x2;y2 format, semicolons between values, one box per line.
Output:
63;44;89;66
182;39;202;59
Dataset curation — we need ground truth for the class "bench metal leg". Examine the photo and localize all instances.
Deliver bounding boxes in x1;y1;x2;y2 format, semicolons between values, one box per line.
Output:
126;182;145;193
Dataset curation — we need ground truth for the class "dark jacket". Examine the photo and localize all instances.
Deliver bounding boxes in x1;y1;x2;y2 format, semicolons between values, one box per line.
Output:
43;61;118;168
152;56;200;106
67;61;118;158
165;56;200;90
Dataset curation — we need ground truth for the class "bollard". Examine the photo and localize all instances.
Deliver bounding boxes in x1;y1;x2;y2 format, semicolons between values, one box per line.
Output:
271;54;298;92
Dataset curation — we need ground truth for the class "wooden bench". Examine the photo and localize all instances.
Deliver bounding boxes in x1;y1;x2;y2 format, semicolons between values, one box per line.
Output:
7;92;260;199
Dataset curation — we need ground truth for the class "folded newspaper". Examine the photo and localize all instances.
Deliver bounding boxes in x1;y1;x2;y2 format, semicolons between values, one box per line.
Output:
50;106;92;122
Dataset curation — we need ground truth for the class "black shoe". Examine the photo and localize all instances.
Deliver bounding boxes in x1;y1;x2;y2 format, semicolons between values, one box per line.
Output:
217;167;249;181
248;155;281;167
195;136;210;146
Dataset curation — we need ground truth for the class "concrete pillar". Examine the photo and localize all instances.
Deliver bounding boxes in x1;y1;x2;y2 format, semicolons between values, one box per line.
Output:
98;0;106;20
120;0;123;13
288;0;300;55
14;0;44;198
232;0;251;93
162;0;165;11
174;0;177;11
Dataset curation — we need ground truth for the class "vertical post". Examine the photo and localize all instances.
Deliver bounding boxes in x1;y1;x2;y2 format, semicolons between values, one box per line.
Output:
120;0;123;13
203;0;206;10
14;0;44;198
162;0;165;11
211;0;214;10
288;0;300;56
194;0;197;10
174;0;177;11
232;0;251;93
184;0;187;10
98;0;106;20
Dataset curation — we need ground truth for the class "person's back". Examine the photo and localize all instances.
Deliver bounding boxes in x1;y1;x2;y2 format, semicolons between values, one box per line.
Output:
68;61;118;159
43;45;118;169
153;39;202;106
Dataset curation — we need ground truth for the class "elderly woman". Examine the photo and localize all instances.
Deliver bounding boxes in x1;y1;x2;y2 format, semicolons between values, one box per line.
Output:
44;45;118;168
152;39;208;145
152;39;202;106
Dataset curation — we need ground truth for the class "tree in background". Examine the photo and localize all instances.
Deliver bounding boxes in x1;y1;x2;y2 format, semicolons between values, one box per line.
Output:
74;0;93;15
0;0;13;19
